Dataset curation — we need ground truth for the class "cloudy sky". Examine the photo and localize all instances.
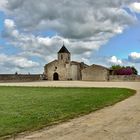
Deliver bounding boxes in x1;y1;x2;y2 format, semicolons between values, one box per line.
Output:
0;0;140;74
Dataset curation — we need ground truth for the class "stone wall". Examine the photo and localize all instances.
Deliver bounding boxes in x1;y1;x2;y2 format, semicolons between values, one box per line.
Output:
109;75;140;81
44;60;81;81
82;65;109;81
44;60;69;81
0;74;41;82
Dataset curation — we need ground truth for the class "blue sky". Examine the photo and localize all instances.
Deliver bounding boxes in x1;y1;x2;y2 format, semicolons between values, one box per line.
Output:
99;24;140;58
0;0;140;74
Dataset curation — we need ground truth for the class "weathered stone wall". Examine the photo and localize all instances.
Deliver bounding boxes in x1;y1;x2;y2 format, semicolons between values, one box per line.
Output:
44;60;68;80
109;75;140;81
82;65;109;81
70;64;81;80
44;60;81;81
45;60;67;80
0;74;41;82
58;53;71;63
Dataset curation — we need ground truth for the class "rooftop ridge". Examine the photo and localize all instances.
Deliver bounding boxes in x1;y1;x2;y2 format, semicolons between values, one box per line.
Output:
58;45;70;54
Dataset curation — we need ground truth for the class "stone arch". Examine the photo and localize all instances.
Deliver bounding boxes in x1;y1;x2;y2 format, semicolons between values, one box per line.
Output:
53;72;59;80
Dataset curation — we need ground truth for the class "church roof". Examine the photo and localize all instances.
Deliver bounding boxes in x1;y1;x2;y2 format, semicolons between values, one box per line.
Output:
58;45;70;54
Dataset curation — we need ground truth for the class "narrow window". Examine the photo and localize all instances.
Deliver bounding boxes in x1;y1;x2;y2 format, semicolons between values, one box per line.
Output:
61;55;63;60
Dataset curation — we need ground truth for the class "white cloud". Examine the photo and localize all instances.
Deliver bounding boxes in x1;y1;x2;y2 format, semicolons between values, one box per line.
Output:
0;0;7;10
0;53;39;69
3;19;19;38
1;0;137;50
0;0;140;73
1;1;136;38
4;19;15;28
128;52;140;63
13;58;39;68
129;2;140;13
2;19;103;60
1;0;136;52
108;56;122;65
113;26;123;34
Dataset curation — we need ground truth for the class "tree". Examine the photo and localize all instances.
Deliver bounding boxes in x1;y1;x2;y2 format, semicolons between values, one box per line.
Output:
110;65;138;75
131;66;138;75
111;65;122;70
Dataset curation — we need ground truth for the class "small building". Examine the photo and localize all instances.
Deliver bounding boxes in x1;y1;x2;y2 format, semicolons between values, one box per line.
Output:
82;64;110;81
44;45;109;81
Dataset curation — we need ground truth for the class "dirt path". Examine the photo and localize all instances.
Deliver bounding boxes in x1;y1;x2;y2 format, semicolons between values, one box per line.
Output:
2;81;140;140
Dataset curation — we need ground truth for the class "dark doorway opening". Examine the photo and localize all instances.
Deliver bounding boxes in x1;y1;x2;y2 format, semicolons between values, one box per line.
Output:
53;72;59;80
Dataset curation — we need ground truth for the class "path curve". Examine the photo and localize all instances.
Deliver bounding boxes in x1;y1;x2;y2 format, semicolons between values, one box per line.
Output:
2;81;139;140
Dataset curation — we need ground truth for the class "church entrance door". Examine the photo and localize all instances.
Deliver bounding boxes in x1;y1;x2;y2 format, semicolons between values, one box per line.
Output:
53;72;59;80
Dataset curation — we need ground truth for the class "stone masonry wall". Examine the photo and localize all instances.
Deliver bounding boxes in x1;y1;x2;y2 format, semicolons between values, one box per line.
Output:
0;74;41;82
82;65;109;81
109;75;140;81
45;60;69;80
44;60;80;81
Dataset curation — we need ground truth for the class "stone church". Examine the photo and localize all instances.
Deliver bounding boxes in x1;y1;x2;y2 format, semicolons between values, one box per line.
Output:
44;45;110;81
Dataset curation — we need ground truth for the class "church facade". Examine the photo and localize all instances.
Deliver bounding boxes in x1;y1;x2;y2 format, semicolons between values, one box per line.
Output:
44;45;110;81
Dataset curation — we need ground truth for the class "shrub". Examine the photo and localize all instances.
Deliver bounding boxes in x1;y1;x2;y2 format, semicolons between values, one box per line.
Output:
115;68;133;75
111;65;138;75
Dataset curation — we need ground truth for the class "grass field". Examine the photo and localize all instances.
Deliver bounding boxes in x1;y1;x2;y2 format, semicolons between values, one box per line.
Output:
0;86;135;138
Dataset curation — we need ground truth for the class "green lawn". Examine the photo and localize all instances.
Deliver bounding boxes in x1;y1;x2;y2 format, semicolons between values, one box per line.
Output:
0;86;135;138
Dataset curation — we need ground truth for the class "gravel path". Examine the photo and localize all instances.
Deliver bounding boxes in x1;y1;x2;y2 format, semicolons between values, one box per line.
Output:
1;81;140;140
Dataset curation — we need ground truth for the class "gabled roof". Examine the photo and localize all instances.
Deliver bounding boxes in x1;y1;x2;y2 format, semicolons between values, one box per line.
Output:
58;45;70;54
44;60;58;67
82;64;109;71
91;64;109;70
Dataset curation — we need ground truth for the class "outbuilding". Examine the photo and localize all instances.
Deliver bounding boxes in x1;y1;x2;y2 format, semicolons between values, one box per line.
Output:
82;64;109;81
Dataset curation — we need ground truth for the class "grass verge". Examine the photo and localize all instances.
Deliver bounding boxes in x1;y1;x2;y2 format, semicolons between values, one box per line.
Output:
0;86;136;139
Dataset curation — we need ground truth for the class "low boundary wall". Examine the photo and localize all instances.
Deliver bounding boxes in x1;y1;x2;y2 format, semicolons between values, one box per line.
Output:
109;75;140;82
0;74;140;82
0;74;42;82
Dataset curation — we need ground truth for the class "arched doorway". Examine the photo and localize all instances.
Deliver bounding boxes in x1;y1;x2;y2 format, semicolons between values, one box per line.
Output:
53;72;59;80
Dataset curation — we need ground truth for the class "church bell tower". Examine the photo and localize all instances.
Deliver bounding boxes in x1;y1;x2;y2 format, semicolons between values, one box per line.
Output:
58;44;71;63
